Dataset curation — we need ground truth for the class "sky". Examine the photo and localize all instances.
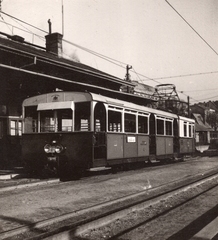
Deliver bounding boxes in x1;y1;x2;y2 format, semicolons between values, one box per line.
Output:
1;0;218;104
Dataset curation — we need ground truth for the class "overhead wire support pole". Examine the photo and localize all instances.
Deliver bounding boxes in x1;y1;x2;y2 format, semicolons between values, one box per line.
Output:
0;0;3;17
187;96;190;117
126;65;132;82
62;0;64;36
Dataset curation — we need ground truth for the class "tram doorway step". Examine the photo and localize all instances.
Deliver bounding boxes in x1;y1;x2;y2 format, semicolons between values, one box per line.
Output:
149;155;156;163
88;167;111;172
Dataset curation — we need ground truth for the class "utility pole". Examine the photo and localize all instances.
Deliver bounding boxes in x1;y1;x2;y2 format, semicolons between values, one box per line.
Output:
125;65;132;93
0;0;2;14
187;96;190;117
62;0;64;36
0;0;3;20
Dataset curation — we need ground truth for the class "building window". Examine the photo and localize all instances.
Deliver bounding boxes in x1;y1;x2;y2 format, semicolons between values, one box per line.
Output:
9;119;22;136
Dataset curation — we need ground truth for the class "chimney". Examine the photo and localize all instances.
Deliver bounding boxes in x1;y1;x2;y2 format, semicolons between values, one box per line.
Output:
45;32;63;57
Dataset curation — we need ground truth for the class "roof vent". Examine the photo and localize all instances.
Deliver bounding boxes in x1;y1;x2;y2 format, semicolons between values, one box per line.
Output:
10;35;25;43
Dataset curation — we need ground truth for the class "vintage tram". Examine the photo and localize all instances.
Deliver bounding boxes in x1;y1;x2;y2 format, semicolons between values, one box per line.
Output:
22;91;195;179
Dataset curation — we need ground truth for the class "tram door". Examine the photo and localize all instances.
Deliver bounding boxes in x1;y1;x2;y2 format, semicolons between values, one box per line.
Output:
0;117;22;168
149;114;156;155
0;118;7;168
173;119;179;154
93;102;107;167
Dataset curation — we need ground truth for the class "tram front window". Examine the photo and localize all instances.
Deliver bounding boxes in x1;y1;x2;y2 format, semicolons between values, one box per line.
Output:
40;109;73;132
24;106;38;133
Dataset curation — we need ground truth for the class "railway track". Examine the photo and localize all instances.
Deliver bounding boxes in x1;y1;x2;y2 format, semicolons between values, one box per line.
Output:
0;156;200;193
1;167;218;240
0;160;186;193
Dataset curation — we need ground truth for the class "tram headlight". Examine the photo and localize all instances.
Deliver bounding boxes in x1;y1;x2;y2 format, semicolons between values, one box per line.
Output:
44;143;64;154
44;144;51;153
55;144;64;153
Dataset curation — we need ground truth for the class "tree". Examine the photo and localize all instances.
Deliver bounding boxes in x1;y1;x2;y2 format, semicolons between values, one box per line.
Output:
207;112;218;131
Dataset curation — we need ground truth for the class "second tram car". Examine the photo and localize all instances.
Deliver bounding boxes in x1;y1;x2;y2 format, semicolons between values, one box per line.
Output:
22;91;195;179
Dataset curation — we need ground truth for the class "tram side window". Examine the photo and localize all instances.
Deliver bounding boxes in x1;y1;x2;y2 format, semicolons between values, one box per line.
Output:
138;115;148;134
10;120;16;135
108;110;122;132
24;106;38;133
0;120;3;138
184;122;187;137
125;113;136;133
75;102;91;131
157;119;164;135
94;103;106;132
189;124;193;137
166;120;172;136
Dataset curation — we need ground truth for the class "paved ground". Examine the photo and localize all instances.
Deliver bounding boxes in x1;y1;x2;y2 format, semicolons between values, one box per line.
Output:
0;156;218;234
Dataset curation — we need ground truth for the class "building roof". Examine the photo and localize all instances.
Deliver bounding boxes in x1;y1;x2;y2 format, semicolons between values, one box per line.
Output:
192;113;213;132
0;35;130;87
0;33;157;106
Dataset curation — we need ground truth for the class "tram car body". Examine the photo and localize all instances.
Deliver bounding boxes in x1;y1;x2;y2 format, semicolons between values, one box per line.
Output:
22;91;195;179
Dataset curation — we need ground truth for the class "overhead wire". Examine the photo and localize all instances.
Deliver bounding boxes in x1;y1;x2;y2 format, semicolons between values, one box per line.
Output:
9;14;34;34
5;13;45;42
152;70;218;81
0;15;11;33
0;19;45;41
1;8;217;103
184;88;218;93
0;11;48;34
63;39;127;70
131;67;142;82
0;2;13;34
63;37;218;103
1;9;215;93
65;36;218;85
192;94;218;102
63;39;163;85
165;0;218;56
0;8;45;43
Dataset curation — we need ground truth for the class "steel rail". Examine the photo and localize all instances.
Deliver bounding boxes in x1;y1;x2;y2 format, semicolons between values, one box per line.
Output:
45;173;218;240
1;167;218;239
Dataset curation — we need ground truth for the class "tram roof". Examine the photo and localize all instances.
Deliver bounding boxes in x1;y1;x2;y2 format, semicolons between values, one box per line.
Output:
178;116;195;123
23;91;180;119
90;92;179;118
